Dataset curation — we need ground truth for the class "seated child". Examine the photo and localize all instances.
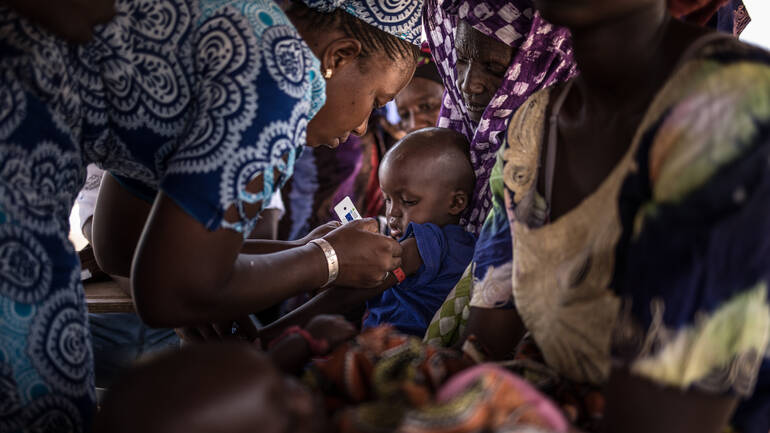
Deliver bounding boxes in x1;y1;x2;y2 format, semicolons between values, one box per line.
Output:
362;127;476;335
259;127;476;339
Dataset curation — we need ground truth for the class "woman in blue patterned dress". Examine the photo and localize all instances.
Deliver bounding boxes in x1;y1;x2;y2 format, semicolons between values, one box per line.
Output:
0;0;423;430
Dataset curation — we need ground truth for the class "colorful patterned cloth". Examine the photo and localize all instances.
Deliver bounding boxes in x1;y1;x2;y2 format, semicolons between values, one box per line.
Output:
432;35;770;433
399;364;568;433
709;0;751;36
423;0;576;233
306;326;567;433
0;0;329;429
300;0;424;45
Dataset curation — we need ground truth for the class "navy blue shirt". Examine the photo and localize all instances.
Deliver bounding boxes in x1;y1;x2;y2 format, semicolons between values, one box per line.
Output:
364;222;476;336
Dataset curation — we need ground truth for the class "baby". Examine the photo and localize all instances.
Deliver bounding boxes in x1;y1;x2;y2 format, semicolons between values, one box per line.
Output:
259;127;476;340
362;127;477;335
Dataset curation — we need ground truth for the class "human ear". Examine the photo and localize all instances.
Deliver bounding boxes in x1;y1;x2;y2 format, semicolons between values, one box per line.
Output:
320;37;363;77
448;190;469;215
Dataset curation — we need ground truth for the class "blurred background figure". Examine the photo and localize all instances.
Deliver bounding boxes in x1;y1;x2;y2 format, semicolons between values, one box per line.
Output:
395;44;445;134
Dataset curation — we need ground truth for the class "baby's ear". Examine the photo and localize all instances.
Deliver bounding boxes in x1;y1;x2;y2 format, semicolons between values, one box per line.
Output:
448;190;469;216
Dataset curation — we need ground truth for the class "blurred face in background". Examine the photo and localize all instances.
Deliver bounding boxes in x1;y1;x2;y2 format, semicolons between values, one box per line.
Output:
394;77;445;133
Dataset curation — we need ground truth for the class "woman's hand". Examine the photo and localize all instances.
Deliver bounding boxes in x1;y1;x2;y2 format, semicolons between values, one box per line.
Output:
305;314;356;351
322;218;402;288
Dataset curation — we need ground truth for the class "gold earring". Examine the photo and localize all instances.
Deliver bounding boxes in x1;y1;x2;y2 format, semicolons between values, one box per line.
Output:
323;68;332;79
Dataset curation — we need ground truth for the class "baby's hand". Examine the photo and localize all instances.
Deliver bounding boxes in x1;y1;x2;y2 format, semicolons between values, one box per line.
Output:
305;315;356;352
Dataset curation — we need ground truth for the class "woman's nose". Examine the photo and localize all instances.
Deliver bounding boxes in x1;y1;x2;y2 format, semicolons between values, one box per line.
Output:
458;62;484;95
404;110;417;132
352;116;369;136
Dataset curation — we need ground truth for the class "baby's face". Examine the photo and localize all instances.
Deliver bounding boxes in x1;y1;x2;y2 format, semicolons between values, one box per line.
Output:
379;156;455;239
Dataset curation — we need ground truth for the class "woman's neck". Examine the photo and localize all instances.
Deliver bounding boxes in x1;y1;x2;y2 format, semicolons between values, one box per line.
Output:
570;3;679;109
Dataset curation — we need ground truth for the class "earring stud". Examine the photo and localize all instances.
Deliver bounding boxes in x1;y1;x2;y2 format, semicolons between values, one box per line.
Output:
323;68;332;79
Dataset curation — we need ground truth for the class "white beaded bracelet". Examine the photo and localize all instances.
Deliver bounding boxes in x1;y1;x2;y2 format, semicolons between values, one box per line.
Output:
309;238;339;287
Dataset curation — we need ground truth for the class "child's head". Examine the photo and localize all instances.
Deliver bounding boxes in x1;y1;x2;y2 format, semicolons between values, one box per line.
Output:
379;127;474;239
95;343;323;433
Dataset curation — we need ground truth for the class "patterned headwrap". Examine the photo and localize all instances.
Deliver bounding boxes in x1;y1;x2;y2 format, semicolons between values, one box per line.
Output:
300;0;424;45
414;42;443;84
424;0;576;233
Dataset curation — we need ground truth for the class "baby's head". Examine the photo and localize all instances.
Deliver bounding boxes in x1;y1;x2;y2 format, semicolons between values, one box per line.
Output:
95;343;323;433
379;127;474;239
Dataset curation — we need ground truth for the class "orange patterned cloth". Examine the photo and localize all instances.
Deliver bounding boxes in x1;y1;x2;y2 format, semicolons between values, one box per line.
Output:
304;326;567;433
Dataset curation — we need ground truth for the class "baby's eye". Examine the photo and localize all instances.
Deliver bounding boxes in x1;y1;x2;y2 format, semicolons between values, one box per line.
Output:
402;198;418;206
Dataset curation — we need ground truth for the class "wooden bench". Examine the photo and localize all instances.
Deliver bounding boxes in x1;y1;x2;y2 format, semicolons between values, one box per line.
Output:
84;279;135;313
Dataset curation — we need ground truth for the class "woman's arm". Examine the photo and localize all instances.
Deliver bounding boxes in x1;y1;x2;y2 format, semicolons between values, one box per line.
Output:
131;192;402;328
455;306;527;359
91;173;152;278
92;174;324;270
241;221;342;255
602;368;738;433
258;237;422;343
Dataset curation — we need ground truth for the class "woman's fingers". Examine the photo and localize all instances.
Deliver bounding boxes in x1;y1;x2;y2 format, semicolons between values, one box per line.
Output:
325;220;406;288
346;217;379;233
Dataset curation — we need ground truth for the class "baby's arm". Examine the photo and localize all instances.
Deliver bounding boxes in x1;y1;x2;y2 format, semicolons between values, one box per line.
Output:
258;238;423;343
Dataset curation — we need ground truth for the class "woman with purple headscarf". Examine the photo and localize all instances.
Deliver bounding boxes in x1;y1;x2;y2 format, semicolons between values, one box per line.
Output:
424;0;576;233
424;0;575;350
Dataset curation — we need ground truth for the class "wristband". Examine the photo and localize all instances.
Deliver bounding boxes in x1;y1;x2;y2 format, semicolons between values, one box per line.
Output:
393;267;406;283
309;238;338;287
267;325;329;356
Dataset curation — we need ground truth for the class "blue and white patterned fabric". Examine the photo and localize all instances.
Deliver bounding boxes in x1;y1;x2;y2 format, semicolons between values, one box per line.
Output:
300;0;424;45
0;0;325;430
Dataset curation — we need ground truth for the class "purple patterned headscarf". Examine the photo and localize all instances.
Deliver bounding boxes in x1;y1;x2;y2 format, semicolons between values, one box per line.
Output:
424;0;577;233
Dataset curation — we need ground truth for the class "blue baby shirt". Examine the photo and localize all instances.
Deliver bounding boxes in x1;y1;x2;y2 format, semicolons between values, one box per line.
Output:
363;222;476;336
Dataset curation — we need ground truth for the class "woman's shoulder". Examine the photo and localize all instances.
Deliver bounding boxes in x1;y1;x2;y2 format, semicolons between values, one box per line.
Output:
643;35;770;205
196;0;294;38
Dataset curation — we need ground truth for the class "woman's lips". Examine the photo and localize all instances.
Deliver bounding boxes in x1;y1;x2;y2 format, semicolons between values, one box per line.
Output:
325;133;351;149
465;101;487;113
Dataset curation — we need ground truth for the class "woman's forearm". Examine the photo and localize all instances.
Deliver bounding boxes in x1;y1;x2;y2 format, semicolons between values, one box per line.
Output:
240;239;303;254
135;243;328;328
259;237;422;342
132;195;329;328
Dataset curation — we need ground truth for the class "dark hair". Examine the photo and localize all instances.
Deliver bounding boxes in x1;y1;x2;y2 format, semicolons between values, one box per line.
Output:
286;2;420;64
